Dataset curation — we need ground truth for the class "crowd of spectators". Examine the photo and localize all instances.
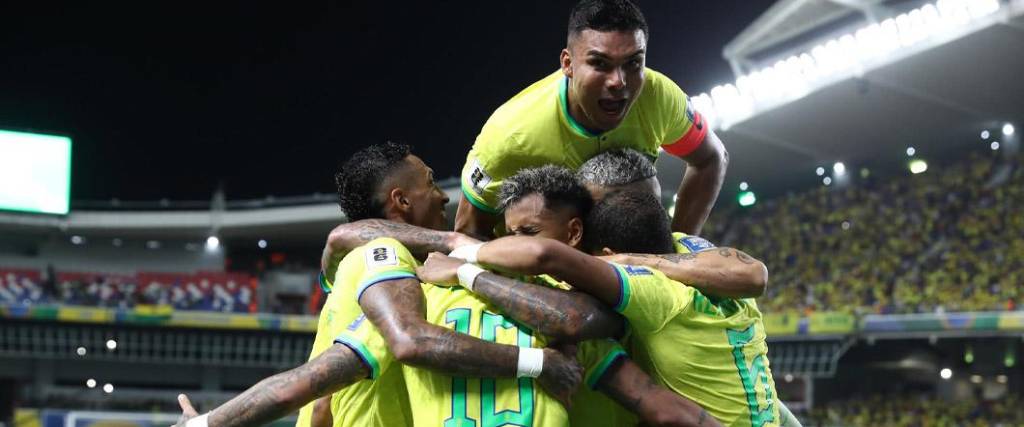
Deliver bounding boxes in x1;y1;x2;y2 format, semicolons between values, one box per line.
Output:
0;268;255;313
806;393;1024;426
705;150;1023;315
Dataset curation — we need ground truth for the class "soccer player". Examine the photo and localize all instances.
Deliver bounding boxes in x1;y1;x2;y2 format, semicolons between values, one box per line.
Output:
422;167;785;426
173;143;583;427
456;0;728;239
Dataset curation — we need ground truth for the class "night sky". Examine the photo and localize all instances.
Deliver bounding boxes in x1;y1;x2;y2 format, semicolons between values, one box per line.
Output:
0;1;775;201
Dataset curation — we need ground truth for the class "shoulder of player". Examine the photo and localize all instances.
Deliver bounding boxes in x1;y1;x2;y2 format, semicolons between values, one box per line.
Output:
636;67;687;108
476;70;564;146
346;237;415;267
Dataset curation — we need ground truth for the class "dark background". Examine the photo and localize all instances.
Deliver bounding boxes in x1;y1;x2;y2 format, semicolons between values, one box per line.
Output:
0;1;775;201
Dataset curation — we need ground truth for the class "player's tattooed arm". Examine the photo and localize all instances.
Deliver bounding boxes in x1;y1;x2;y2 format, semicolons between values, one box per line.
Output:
602;247;767;298
320;219;479;275
359;278;582;405
417;252;624;341
173;344;369;427
597;358;723;427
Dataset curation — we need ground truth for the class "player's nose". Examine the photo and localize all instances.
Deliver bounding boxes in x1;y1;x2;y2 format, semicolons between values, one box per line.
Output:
606;68;626;90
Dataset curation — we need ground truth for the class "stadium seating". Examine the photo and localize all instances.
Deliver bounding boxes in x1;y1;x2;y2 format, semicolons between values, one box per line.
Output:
0;268;256;313
808;394;1024;426
706;151;1023;315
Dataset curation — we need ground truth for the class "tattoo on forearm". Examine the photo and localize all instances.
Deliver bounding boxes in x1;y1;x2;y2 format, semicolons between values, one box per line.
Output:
362;279;519;379
211;346;366;427
733;249;756;265
717;248;731;258
349;220;449;256
472;273;622;341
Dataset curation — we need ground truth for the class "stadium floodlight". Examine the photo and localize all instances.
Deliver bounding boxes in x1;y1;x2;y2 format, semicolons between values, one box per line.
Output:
258;239;268;249
823;177;832;186
739;182;749;191
816;167;825;176
981;130;990;139
76;346;87;356
909;159;928;174
106;339;117;351
833;162;846;176
906;147;916;156
1003;123;1015;136
70;235;84;245
103;383;114;394
86;379;96;388
206;236;220;251
940;368;952;379
997;375;1008;384
738;191;757;207
991;141;1000;151
784;374;794;383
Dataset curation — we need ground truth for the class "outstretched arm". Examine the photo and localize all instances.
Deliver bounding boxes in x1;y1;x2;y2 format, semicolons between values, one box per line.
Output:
175;344;369;427
601;247;767;298
598;358;722;427
671;129;728;235
320;219;478;276
416;253;624;341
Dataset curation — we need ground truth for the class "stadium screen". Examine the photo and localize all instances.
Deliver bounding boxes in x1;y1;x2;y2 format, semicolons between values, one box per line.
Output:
0;129;72;215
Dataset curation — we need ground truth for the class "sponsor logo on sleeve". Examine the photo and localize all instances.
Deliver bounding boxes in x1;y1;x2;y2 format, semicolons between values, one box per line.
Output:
468;159;492;193
365;246;398;267
347;313;367;331
685;97;703;131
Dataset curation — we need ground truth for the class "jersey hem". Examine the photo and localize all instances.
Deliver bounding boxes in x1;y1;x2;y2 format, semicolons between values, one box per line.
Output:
611;264;630;313
460;182;501;214
334;334;381;380
585;348;628;389
356;270;418;302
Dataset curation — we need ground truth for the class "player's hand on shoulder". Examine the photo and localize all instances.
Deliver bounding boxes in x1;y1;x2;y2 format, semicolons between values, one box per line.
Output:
416;252;464;286
449;233;483;252
537;347;583;410
172;394;198;427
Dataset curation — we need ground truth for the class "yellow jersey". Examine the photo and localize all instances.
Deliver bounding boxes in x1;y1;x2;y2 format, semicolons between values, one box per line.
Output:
611;258;780;427
297;238;417;427
461;68;708;213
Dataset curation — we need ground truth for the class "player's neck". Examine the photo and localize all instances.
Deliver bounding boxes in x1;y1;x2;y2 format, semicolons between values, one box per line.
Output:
565;82;607;135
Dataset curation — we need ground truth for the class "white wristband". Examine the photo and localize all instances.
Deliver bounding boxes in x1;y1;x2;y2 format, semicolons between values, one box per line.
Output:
456;263;485;292
185;413;210;427
449;243;483;264
517;347;545;378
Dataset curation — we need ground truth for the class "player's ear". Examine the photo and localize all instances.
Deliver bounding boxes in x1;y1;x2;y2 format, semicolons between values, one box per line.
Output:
566;217;584;248
389;187;410;213
601;247;616;256
560;48;573;78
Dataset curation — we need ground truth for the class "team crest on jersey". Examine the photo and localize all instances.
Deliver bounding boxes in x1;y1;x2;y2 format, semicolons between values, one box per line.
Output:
623;265;653;276
678;236;715;253
347;313;367;331
365;246;398;267
468;159;492;193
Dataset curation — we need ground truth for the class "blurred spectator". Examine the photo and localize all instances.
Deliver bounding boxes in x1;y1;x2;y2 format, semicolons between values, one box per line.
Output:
809;393;1024;426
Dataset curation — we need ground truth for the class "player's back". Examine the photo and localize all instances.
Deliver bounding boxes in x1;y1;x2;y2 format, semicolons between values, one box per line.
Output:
402;283;569;427
613;264;780;427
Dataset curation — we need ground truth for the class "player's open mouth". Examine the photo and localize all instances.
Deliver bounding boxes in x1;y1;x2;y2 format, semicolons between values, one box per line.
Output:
598;99;627;116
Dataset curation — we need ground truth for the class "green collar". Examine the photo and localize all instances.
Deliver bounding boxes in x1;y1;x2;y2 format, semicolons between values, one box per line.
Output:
559;76;600;138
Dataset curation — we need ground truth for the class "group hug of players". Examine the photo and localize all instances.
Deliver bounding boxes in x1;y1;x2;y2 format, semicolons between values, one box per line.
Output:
174;1;800;426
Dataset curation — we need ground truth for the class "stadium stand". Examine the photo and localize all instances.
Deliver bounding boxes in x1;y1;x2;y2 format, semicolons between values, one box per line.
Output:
809;393;1024;426
0;268;256;313
706;150;1023;315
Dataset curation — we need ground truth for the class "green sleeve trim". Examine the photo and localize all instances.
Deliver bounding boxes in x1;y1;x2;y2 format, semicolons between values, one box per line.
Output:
460;182;501;214
585;348;628;390
318;270;333;294
334;334;381;380
612;265;631;313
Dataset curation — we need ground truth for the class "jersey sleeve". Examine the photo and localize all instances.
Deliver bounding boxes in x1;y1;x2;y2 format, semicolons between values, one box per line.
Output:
334;313;394;380
576;339;628;390
671;232;717;254
651;72;708;158
351;237;419;302
610;263;693;334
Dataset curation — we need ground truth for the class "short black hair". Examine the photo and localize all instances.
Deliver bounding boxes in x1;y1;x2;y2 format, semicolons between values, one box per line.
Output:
498;165;593;217
568;0;648;43
583;190;673;254
577;148;657;187
334;142;411;221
